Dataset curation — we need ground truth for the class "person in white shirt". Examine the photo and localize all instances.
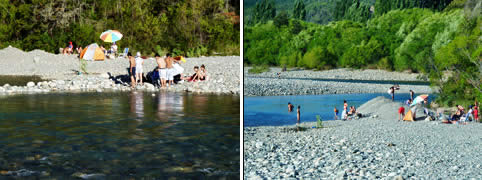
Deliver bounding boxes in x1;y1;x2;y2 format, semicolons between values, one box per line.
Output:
135;52;144;86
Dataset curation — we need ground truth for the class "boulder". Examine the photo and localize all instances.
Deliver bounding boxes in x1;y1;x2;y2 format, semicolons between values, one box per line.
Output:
27;82;35;87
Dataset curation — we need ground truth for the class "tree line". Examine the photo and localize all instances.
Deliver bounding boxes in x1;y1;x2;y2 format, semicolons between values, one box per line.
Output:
244;0;481;106
0;0;240;57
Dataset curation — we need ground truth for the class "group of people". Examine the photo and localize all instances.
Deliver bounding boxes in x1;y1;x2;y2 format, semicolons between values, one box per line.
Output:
128;52;207;88
334;100;360;120
445;103;479;124
63;41;118;59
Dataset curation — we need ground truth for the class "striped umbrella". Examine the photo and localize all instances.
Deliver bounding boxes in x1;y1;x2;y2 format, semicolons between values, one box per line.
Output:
100;30;123;43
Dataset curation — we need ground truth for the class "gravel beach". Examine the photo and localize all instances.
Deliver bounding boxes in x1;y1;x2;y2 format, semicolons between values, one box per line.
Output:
244;97;482;179
0;46;240;95
244;67;434;96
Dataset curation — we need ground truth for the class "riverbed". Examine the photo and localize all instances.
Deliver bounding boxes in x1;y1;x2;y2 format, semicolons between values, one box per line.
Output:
0;92;240;179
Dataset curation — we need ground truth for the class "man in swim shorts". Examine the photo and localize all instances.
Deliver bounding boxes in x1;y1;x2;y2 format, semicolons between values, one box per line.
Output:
165;53;174;86
155;53;167;87
128;52;136;88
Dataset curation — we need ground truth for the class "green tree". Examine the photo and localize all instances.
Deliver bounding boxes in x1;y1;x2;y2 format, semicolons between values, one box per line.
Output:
293;0;306;20
253;0;276;23
274;11;290;27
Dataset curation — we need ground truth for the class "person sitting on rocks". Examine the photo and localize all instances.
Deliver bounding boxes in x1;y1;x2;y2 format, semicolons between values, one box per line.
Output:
187;66;200;82
198;64;207;81
449;105;462;123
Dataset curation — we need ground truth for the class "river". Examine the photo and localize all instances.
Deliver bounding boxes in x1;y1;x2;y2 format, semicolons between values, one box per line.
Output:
0;92;240;179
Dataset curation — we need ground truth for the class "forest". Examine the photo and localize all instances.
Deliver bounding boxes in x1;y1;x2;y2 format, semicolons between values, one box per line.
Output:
244;0;481;106
0;0;240;57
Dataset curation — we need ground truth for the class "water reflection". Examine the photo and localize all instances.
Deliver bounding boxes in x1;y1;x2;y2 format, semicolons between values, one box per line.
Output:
0;92;240;179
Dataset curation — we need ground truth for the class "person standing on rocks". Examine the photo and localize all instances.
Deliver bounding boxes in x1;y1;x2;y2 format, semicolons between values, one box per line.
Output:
165;53;174;86
409;90;415;101
389;86;395;101
155;53;167;88
128;52;136;88
135;52;144;86
342;100;348;120
334;107;339;120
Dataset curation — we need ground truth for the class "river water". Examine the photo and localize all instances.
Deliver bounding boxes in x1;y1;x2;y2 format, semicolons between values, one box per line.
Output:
244;93;433;127
0;92;240;179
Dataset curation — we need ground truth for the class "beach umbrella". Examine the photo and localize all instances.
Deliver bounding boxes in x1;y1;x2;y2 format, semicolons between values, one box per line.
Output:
100;30;123;43
80;43;105;61
410;94;429;106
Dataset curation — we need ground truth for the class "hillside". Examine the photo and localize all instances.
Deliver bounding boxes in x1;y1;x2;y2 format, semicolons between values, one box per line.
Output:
244;0;374;24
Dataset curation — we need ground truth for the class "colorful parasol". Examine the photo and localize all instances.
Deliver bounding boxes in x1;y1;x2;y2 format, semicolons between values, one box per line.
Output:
100;30;123;43
410;94;429;106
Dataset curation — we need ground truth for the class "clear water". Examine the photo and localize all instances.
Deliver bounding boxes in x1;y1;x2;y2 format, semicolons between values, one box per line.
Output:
0;92;240;179
244;93;432;127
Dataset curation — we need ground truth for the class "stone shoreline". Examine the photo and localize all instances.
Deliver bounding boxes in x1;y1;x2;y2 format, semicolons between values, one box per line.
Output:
244;67;434;96
244;97;482;179
0;47;240;95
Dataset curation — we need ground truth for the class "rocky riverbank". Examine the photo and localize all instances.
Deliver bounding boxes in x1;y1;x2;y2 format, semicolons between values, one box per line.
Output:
244;97;482;179
0;46;240;95
244;67;434;96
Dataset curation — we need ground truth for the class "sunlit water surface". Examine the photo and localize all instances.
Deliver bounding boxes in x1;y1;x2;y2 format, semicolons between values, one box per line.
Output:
0;92;239;179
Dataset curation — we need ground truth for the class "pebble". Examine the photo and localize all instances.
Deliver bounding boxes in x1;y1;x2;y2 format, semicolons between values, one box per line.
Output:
244;97;482;179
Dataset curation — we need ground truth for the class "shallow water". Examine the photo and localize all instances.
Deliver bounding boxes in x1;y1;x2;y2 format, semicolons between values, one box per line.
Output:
0;92;240;178
244;93;433;127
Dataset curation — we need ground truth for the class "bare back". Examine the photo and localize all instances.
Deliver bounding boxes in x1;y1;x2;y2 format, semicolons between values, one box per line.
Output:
166;57;173;68
129;56;136;69
157;57;166;68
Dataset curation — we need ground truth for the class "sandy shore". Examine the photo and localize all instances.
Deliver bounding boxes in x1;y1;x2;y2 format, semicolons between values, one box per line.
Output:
0;46;240;95
244;67;434;96
244;97;481;179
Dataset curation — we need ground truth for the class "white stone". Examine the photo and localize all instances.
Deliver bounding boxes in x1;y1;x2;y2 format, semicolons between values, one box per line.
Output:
27;82;35;87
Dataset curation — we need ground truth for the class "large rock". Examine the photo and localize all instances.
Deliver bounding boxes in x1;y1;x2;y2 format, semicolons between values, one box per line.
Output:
26;82;35;87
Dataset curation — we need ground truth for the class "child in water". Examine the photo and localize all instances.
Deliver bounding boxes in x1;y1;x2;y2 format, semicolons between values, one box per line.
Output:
334;107;339;120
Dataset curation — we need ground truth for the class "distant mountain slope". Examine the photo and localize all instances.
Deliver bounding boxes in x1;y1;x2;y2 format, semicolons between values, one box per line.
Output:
244;0;374;24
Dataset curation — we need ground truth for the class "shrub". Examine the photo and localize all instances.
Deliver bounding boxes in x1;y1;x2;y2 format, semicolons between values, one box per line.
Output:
248;64;271;74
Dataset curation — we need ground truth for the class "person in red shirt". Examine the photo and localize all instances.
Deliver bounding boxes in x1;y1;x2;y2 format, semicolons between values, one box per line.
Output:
398;106;405;121
473;105;478;122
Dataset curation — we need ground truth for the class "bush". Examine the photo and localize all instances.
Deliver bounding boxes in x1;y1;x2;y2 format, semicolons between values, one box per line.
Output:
248;64;271;74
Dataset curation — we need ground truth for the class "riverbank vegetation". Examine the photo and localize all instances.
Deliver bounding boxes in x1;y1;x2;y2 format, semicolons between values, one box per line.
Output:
244;0;481;106
0;0;240;56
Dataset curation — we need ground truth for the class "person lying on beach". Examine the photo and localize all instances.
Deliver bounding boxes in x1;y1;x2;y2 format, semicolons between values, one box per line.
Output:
288;102;294;112
128;52;136;88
